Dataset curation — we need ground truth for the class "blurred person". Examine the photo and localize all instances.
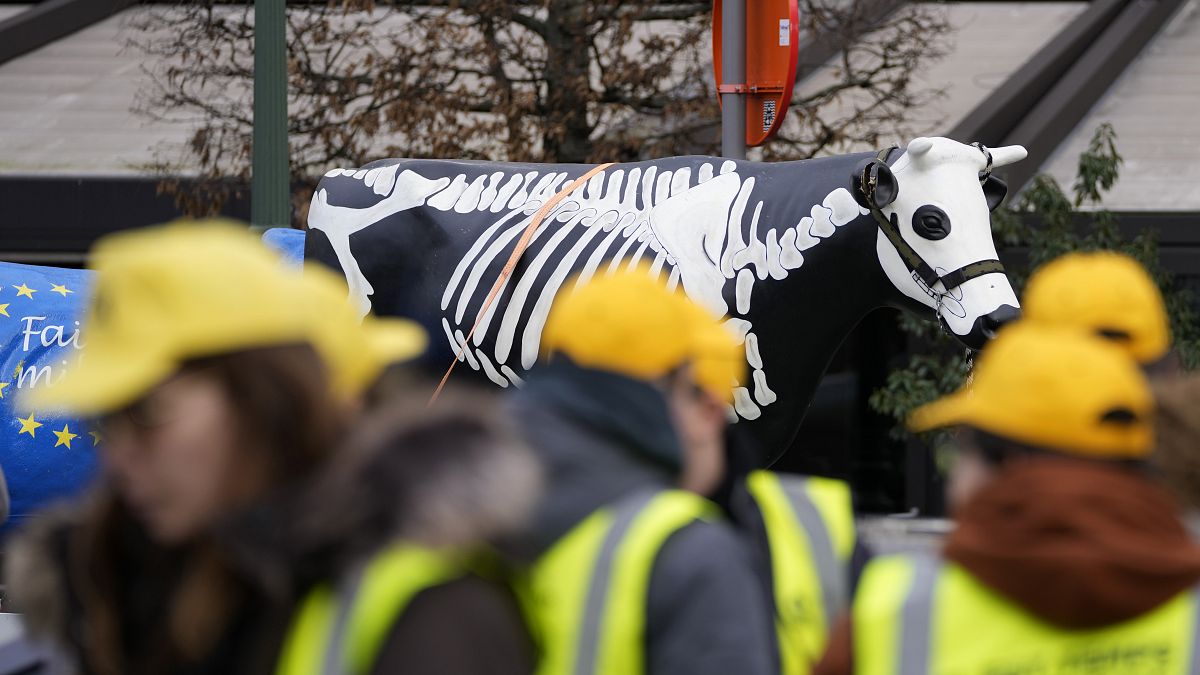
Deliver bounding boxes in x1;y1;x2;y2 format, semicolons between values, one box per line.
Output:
1022;250;1176;375
681;331;858;675
1152;375;1200;533
2;222;434;675
271;384;540;675
508;268;775;675
1023;250;1200;534
815;323;1200;675
714;428;858;675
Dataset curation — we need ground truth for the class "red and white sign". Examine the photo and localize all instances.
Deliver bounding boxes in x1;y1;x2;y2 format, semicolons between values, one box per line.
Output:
713;0;800;147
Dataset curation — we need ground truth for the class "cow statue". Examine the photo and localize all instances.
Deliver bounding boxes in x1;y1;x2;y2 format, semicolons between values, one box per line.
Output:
305;137;1027;462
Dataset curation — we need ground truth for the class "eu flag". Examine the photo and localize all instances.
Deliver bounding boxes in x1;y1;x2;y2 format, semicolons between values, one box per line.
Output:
0;228;303;534
0;262;97;533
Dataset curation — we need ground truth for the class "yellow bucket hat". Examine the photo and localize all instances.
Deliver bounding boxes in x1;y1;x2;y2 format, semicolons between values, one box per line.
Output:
541;268;743;403
1022;251;1170;364
27;221;427;415
909;322;1153;459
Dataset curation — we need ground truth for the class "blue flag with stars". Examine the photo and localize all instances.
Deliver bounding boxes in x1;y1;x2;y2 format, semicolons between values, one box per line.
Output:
0;230;304;534
0;262;97;533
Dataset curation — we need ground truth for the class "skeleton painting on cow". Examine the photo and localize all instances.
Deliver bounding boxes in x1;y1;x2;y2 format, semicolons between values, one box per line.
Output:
306;137;1028;462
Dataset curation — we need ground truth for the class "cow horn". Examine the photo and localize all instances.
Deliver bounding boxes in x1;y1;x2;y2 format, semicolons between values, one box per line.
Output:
989;145;1028;167
907;137;934;157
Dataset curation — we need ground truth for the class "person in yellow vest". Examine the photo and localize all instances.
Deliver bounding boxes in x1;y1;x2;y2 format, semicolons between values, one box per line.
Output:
7;222;536;675
508;268;775;675
814;322;1200;675
714;424;859;675
272;384;541;675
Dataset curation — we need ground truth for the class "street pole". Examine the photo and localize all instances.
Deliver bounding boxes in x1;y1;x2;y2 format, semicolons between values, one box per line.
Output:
721;0;746;160
252;0;289;229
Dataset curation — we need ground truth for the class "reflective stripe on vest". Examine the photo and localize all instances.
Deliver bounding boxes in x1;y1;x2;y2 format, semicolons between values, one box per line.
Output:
521;489;719;675
745;471;856;675
855;554;1200;675
275;545;461;675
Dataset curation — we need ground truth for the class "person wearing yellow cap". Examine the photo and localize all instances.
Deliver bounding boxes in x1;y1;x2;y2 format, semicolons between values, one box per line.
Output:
814;323;1200;675
506;268;774;675
1023;250;1175;372
1022;250;1200;538
5;221;537;675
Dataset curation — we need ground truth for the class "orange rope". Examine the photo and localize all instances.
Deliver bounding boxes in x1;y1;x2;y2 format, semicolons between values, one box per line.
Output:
429;162;615;406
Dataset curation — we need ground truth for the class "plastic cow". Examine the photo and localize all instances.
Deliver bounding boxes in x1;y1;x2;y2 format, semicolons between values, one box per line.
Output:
306;137;1027;462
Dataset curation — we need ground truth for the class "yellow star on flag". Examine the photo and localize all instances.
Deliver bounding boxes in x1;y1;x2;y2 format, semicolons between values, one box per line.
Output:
17;413;42;438
0;303;8;317
0;382;9;399
89;430;103;446
50;283;73;297
53;424;78;449
13;283;36;299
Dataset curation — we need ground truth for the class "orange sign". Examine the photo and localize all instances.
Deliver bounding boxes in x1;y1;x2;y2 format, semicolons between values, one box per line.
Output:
713;0;800;147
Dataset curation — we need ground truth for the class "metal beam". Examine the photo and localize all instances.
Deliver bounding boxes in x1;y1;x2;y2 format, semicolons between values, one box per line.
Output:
0;175;252;265
0;0;132;66
947;0;1127;146
998;0;1188;193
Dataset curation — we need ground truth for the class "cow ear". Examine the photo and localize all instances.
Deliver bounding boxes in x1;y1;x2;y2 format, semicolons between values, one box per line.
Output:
982;175;1008;212
852;159;899;210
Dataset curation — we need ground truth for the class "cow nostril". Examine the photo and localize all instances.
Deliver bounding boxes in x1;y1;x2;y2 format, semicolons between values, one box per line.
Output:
981;305;1021;339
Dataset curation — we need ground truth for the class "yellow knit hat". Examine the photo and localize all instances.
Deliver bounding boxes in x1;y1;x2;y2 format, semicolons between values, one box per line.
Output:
541;268;743;402
27;221;427;414
910;322;1153;459
1023;251;1170;364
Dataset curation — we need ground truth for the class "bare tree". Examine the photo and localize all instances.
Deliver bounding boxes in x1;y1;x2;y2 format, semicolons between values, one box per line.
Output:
129;0;950;222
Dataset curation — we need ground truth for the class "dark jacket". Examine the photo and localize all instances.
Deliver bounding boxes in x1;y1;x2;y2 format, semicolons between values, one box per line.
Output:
5;386;539;675
815;457;1200;675
509;360;775;675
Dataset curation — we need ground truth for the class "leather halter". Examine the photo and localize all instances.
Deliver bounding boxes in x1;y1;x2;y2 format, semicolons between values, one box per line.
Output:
861;146;1005;295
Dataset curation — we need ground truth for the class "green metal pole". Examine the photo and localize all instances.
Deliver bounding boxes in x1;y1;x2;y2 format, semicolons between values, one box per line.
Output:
252;0;289;228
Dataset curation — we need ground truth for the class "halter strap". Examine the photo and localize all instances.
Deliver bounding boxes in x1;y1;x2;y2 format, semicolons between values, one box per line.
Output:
865;147;1005;295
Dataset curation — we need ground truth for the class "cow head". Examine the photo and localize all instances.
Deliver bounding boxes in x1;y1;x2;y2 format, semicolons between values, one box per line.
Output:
856;137;1026;349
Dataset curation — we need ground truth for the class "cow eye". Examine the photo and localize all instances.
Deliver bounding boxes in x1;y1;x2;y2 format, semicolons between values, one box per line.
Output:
912;205;950;240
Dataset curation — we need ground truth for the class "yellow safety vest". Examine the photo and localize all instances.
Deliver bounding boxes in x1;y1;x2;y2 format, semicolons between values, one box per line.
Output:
745;470;856;675
854;554;1200;675
518;489;719;675
275;544;461;675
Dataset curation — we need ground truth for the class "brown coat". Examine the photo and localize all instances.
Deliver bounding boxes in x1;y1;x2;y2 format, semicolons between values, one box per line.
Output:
815;457;1200;675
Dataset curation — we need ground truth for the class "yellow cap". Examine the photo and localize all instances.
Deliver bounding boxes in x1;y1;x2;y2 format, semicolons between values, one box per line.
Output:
909;323;1153;459
542;268;743;403
27;221;429;415
28;221;312;415
1023;251;1170;364
297;265;427;396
